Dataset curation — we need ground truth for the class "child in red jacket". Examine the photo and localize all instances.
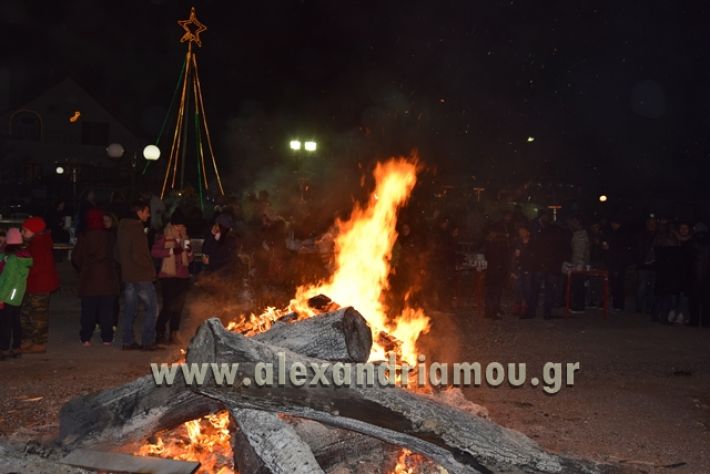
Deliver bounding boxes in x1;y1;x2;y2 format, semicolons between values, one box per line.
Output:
20;217;59;353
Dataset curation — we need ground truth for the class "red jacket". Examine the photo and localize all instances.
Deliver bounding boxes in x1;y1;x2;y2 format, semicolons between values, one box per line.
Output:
27;232;60;294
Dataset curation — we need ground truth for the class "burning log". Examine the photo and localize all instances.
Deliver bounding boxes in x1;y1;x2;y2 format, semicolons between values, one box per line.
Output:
229;408;324;474
59;377;220;448
253;306;372;362
58;308;373;452
186;319;600;474
287;417;400;473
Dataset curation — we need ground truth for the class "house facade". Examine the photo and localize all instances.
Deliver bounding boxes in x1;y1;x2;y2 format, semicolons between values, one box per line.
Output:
0;78;143;212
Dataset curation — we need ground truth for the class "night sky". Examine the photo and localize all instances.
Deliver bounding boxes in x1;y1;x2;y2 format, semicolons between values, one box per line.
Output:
3;0;710;200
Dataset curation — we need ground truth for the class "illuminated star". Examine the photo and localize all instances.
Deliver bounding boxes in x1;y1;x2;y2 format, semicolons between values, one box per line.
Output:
178;7;207;47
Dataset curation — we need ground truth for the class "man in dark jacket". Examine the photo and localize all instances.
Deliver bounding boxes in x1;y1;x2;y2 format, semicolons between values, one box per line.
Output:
21;216;60;353
71;208;120;345
606;217;633;311
634;216;657;315
524;220;570;319
483;223;510;319
117;200;161;350
688;223;710;327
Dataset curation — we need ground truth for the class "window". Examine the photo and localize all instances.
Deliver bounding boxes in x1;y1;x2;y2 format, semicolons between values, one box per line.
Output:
81;121;109;146
10;111;42;141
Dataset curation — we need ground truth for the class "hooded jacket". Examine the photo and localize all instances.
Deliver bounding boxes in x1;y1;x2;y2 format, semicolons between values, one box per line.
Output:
0;251;33;305
26;232;60;294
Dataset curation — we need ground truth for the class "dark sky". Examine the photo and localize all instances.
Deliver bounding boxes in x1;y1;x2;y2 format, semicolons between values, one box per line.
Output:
3;0;710;199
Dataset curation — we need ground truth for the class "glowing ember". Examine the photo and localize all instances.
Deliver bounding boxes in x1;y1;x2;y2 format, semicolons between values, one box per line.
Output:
137;411;234;473
391;448;429;473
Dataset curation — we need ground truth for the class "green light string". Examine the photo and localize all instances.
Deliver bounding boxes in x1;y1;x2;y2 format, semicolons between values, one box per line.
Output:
195;110;205;210
143;57;187;176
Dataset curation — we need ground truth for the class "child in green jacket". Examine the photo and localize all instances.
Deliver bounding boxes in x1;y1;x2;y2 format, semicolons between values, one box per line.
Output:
0;228;33;359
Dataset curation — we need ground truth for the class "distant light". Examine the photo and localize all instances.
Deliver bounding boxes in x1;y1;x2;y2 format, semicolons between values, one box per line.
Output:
106;143;125;159
527;136;535;143
143;144;161;161
290;140;302;151
599;195;608;203
56;166;65;175
69;111;81;123
304;141;317;152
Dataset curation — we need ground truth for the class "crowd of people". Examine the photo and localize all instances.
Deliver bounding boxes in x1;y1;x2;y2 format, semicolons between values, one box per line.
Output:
0;193;249;357
406;209;710;327
1;189;708;359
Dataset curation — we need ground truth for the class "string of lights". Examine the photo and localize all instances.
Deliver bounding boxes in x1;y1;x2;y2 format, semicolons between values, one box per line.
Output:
159;7;225;205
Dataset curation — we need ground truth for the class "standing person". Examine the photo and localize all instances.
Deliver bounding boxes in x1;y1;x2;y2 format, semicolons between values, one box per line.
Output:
568;217;590;313
75;190;98;235
634;216;657;315
525;219;570;319
20;217;59;353
605;216;633;312
202;213;241;275
672;222;693;323
483;224;509;319
430;216;458;311
511;226;534;316
652;219;679;323
688;223;710;327
0;229;32;360
117;200;161;351
151;211;193;345
71;208;120;346
103;211;120;327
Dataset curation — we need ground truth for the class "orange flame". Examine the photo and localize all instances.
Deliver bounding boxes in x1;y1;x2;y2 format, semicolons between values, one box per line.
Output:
391;448;429;473
289;156;430;363
137;411;234;473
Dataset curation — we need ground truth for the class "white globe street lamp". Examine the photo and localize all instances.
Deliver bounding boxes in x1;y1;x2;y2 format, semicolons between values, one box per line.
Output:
106;143;125;159
289;140;302;151
55;166;65;175
304;140;317;152
143;144;161;161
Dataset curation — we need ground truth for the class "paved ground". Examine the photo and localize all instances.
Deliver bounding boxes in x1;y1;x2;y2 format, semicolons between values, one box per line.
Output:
0;261;708;473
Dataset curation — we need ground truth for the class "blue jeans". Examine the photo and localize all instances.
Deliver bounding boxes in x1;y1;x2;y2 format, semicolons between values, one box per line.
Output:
122;282;158;346
528;272;562;319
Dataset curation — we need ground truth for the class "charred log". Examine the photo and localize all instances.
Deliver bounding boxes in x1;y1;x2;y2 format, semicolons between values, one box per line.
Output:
186;318;600;474
254;306;372;362
58;309;371;449
58;377;219;448
230;408;324;474
287;417;399;473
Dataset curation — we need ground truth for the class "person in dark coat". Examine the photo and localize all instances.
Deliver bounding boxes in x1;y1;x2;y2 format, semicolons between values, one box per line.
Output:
202;213;242;276
688;223;710;327
634;216;657;314
524;220;570;319
430;216;458;311
71;208;120;345
652;219;679;323
483;224;510;319
605;217;633;311
511;226;534;316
